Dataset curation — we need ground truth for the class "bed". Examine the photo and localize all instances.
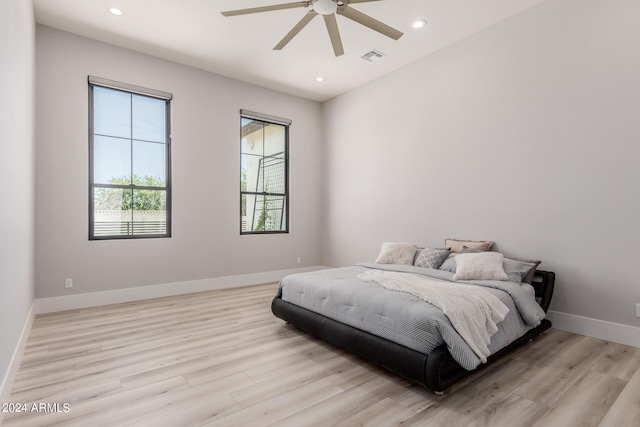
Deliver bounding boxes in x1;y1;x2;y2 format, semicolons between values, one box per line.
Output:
271;245;555;394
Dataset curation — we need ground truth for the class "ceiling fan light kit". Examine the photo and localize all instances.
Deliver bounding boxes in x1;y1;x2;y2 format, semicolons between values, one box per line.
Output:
313;0;338;15
221;0;404;57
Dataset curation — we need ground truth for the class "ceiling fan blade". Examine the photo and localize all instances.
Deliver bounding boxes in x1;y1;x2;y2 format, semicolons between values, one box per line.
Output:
274;10;318;50
324;13;345;57
346;0;385;3
339;5;403;40
221;1;309;17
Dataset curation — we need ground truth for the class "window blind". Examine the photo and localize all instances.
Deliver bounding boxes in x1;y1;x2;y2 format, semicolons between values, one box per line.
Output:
88;76;172;101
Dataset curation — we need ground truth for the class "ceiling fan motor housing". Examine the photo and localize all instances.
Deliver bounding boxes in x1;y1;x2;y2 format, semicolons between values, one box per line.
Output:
313;0;338;16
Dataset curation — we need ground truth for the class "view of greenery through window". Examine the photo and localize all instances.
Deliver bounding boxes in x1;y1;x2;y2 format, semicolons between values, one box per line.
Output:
94;175;167;211
89;81;171;239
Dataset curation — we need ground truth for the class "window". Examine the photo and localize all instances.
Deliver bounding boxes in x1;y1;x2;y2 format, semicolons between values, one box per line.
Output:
88;76;172;239
240;110;290;234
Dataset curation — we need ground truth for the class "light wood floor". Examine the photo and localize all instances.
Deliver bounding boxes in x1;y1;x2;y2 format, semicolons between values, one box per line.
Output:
4;283;640;426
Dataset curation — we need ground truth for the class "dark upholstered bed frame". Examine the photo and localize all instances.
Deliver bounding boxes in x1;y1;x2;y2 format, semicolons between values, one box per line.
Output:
271;269;555;394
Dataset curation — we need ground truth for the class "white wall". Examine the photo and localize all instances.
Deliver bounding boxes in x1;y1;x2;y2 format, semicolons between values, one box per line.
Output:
0;0;36;405
35;26;323;299
323;0;640;327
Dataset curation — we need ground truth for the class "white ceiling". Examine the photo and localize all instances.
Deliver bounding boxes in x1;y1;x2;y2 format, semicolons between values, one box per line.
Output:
33;0;547;102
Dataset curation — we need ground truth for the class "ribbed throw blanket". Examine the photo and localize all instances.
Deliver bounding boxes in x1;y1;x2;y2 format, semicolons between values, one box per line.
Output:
357;270;509;362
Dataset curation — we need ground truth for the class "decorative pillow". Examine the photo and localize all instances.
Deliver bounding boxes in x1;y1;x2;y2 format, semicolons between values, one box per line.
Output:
438;253;458;273
438;246;481;273
504;257;541;284
523;260;541;284
462;246;482;254
473;247;539;284
412;247;425;264
414;247;451;269
441;248;540;284
445;239;493;253
453;252;508;281
375;242;418;265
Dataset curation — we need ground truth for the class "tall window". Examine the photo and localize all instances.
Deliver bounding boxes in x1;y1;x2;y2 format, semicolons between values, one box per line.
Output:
88;76;172;240
240;110;290;234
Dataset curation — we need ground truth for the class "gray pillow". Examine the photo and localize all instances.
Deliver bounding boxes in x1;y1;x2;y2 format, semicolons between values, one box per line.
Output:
507;258;541;284
438;253;458;273
414;247;451;269
502;258;537;284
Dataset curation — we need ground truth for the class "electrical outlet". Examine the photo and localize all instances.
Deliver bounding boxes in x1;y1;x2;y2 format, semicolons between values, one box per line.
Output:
636;303;640;318
65;278;73;289
297;257;302;264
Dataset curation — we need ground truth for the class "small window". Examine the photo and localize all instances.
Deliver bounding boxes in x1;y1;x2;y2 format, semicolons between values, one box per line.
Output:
240;110;290;234
88;76;172;240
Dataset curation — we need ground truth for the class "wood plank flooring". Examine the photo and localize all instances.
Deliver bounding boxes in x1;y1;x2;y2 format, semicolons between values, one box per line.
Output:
4;283;640;426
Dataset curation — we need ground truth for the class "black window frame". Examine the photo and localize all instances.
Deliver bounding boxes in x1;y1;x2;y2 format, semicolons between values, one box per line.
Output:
88;76;172;240
240;109;290;235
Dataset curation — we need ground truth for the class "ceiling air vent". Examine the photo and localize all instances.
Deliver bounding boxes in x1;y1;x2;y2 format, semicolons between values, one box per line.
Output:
361;49;385;62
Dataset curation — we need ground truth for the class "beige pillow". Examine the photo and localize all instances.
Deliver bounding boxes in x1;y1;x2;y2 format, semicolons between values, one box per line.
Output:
445;238;493;253
453;252;508;281
375;242;418;265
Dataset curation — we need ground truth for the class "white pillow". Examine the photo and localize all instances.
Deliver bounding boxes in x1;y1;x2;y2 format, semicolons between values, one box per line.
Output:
453;252;508;281
375;242;417;265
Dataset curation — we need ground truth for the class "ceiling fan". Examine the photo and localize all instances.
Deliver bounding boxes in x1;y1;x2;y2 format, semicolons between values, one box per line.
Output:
221;0;403;57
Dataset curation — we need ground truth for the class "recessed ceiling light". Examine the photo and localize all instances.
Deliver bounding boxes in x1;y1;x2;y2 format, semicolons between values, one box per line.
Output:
108;7;123;16
316;77;325;82
412;19;427;29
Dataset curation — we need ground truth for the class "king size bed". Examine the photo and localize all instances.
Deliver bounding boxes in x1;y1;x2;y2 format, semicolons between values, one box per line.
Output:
271;241;555;394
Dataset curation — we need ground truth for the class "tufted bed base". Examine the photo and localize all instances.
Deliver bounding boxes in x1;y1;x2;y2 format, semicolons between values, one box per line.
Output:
271;270;555;394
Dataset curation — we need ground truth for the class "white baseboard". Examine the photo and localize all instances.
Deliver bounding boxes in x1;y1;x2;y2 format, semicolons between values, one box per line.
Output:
0;302;35;425
547;310;640;348
34;266;328;314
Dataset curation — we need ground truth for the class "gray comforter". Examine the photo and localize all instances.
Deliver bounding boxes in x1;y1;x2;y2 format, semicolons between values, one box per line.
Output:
276;263;546;370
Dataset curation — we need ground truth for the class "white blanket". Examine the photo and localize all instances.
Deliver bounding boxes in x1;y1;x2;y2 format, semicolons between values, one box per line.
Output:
357;270;509;362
